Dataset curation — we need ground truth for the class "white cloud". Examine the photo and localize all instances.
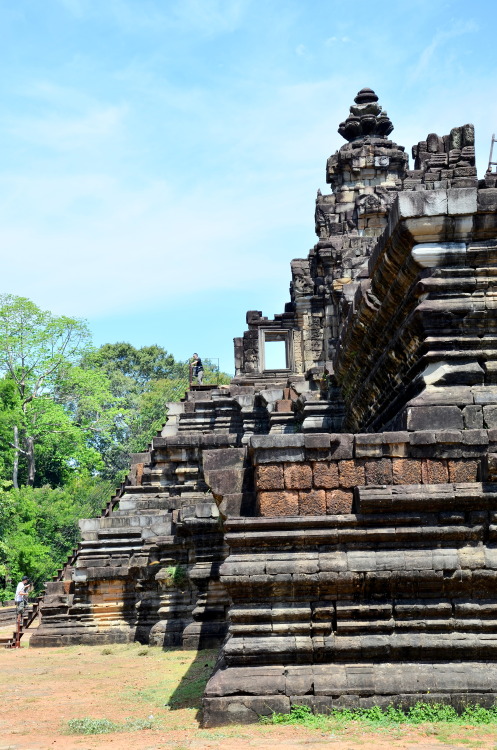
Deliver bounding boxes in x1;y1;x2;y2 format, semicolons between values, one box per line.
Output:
409;20;478;83
296;44;307;57
325;35;350;46
0;170;306;318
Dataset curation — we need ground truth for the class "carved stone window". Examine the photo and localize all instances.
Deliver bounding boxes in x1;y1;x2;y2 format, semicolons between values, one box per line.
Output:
259;330;293;372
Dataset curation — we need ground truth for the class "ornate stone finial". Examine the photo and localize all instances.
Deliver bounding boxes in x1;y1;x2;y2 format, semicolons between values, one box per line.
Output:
338;88;393;142
354;87;378;105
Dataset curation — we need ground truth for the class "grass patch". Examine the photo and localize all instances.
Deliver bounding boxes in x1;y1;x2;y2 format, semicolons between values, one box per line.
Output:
166;655;216;708
262;702;497;728
67;715;159;735
122;649;218;711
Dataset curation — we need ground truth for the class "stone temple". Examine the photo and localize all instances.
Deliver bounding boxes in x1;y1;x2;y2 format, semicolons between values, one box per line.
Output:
31;88;497;724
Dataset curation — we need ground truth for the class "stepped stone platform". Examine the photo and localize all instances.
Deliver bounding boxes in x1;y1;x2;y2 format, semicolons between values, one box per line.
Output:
32;87;497;725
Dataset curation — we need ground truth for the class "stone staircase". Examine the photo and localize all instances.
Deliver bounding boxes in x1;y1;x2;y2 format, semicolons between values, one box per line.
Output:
30;429;235;648
0;599;42;648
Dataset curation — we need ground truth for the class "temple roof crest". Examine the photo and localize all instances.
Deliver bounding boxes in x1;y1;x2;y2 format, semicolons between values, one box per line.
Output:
338;87;394;142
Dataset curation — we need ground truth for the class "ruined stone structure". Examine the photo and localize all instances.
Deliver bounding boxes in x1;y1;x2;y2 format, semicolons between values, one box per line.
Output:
32;88;497;724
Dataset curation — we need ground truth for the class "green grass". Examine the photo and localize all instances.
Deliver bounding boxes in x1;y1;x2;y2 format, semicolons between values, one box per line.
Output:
262;702;497;728
66;715;159;735
163;564;189;589
123;649;217;710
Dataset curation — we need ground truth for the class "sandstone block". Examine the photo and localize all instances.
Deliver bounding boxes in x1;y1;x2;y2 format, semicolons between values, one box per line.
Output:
447;187;477;215
338;460;365;488
392;459;422;484
326;489;353;514
205;467;244;497
365;458;392;485
258;491;299;516
398;190;447;218
299;489;326;515
329;434;354;460
383;432;409;457
304;434;332;450
463;405;483;429
407;406;464;431
421;459;449;484
284;463;313;490
487;453;497;481
483;405;497;428
312;462;339;489
355;434;383;458
461;429;488;445
256;464;284;491
203;448;246;472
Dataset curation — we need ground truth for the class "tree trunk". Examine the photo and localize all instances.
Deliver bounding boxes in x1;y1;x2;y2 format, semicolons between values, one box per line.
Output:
26;436;36;486
12;425;19;489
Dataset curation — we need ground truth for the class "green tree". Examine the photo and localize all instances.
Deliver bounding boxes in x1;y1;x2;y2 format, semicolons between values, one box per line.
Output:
0;477;114;597
0;295;91;486
81;343;189;479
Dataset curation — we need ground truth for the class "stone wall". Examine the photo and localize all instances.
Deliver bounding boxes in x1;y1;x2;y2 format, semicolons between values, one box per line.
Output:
202;431;497;724
250;432;481;517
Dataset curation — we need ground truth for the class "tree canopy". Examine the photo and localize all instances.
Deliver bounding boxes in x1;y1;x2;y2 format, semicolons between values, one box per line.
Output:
0;296;232;597
0;294;92;486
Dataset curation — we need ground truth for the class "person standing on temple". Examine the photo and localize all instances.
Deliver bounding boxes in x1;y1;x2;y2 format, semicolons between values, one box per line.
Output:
191;353;204;385
15;576;30;618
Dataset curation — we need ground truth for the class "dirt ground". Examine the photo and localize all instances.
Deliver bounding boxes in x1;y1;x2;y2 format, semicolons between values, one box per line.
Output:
1;619;497;750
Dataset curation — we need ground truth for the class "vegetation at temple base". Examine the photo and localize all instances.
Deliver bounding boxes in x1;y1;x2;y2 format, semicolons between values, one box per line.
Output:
262;701;497;727
67;716;159;734
0;294;231;598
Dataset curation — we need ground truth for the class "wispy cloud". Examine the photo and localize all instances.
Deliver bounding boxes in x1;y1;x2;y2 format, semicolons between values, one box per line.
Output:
55;0;249;35
325;35;350;45
0;172;296;318
409;20;478;83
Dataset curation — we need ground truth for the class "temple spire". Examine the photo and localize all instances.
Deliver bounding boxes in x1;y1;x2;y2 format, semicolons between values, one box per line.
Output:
338;87;394;142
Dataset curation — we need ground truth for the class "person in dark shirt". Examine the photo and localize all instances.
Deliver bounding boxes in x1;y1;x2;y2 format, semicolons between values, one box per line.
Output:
191;353;204;384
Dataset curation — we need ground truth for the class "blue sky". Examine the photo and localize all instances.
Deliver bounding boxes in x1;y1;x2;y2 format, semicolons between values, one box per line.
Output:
1;0;496;374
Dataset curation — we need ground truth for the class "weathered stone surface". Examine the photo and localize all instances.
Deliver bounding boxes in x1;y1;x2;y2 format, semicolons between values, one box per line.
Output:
338;460;365;487
284;463;313;490
365;458;392;484
312;462;339;489
256;464;284;491
407;406;464;431
448;459;479;483
258;491;299;516
421;459;449;484
299;489;326;515
326;489;354;514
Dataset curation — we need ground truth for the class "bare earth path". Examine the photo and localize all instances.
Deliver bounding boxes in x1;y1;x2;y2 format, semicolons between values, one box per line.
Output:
0;626;496;750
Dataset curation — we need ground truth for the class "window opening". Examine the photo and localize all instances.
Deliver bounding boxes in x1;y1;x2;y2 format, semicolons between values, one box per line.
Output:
264;339;287;370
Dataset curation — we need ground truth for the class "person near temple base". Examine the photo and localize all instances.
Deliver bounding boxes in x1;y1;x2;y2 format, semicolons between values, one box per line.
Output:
191;353;204;385
15;576;30;618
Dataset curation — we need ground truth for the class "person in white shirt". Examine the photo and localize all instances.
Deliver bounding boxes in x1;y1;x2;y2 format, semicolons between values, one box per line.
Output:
15;576;30;617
